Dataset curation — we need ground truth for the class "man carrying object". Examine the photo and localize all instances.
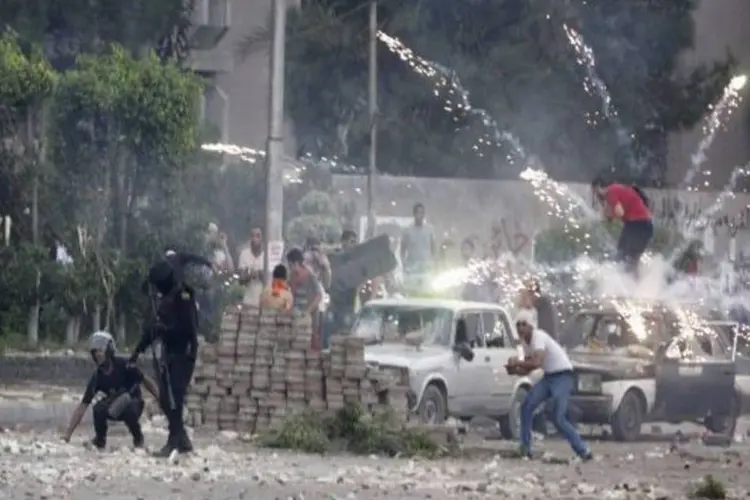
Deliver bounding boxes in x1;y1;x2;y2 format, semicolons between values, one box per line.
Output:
506;309;592;461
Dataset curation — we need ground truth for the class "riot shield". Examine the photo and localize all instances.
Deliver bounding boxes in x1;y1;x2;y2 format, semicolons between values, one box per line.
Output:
328;234;397;295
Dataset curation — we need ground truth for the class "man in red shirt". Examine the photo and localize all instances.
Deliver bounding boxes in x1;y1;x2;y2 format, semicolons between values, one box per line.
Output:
592;177;654;276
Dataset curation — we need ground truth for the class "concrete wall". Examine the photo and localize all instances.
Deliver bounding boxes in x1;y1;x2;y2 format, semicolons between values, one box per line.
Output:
331;174;750;261
666;0;750;186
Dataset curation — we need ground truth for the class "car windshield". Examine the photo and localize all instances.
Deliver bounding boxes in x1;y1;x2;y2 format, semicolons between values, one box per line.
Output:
352;305;453;346
560;311;662;353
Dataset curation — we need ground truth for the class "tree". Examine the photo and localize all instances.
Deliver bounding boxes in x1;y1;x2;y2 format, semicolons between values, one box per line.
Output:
242;0;732;183
285;190;342;246
0;35;57;346
48;46;203;342
1;0;194;69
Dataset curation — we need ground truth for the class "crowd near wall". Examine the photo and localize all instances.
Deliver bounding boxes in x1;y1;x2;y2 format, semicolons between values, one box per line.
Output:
332;175;750;263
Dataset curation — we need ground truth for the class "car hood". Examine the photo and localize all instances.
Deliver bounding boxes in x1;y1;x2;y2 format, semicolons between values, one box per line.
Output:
364;344;448;370
569;350;655;380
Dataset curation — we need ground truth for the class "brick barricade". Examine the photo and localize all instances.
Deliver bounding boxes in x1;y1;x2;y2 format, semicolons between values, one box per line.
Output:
185;307;411;434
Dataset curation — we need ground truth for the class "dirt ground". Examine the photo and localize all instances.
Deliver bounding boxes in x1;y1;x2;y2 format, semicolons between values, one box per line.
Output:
0;383;748;499
0;425;748;499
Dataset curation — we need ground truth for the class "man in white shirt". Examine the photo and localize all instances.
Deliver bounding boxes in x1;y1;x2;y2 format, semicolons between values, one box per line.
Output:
237;228;265;306
507;309;592;460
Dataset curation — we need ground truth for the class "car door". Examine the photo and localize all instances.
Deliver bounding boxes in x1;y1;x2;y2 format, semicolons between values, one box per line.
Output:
457;311;497;415
479;310;518;414
656;332;736;419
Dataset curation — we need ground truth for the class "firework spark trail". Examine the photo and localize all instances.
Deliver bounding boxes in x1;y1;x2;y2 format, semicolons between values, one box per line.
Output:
562;24;635;164
376;31;526;162
686;75;748;189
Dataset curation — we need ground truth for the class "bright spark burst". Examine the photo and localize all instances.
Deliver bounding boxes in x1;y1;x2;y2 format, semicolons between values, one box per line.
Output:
687;74;748;188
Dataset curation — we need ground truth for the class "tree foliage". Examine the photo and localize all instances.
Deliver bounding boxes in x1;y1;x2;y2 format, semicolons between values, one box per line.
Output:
0;33;209;345
285;190;342;246
244;0;733;183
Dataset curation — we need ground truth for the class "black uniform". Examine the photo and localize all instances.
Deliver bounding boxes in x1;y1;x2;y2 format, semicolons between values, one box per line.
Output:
131;254;203;456
82;356;145;449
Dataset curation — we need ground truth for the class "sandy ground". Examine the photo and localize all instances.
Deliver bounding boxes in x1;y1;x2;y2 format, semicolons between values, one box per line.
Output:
1;384;749;499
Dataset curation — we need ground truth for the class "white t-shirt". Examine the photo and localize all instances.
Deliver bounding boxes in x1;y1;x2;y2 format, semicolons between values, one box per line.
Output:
523;328;573;374
238;248;264;306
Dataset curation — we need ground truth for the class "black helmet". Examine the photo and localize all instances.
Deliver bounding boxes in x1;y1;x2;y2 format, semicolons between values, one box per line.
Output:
89;331;116;365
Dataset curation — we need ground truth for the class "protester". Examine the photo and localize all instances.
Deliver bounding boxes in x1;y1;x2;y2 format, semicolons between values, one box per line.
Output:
62;331;158;449
237;228;265;306
304;236;332;290
507;309;592;461
260;264;293;311
518;278;557;339
206;223;234;272
287;248;323;347
591;176;653;277
400;202;436;290
325;230;359;348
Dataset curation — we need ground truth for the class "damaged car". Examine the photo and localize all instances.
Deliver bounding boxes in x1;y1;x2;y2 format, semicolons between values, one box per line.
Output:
352;298;538;438
561;303;739;441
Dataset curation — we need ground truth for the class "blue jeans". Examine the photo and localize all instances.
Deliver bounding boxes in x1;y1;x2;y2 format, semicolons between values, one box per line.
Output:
520;371;589;457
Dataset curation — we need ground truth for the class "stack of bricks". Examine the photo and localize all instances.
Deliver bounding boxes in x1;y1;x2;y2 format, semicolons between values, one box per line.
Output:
185;308;411;433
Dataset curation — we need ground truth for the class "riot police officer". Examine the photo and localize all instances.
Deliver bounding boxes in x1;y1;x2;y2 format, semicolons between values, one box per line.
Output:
130;253;205;456
63;331;158;449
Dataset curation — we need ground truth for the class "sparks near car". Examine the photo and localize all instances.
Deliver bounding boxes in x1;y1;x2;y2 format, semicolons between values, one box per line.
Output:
561;301;739;441
351;298;539;439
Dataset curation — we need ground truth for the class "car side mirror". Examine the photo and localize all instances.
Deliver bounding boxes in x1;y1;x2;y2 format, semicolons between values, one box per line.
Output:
453;342;474;362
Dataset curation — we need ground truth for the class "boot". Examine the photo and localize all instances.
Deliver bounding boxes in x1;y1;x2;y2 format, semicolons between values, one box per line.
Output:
88;435;106;451
176;428;193;454
131;425;145;449
152;433;177;457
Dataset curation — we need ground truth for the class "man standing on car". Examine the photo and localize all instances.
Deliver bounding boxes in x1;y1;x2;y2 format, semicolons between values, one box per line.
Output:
507;309;592;461
591;176;653;277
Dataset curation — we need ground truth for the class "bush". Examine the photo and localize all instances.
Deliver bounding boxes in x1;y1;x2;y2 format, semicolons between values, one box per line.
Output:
260;403;444;458
689;475;727;499
534;221;681;265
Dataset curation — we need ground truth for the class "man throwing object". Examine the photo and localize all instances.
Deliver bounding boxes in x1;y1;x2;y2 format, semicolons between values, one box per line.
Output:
507;309;592;461
62;331;159;450
591;176;653;277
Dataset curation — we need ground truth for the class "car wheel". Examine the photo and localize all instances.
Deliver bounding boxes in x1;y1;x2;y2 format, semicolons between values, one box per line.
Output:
705;393;740;436
418;384;448;424
610;389;644;442
499;386;528;440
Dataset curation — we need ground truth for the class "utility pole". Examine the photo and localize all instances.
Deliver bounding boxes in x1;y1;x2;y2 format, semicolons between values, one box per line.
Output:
264;0;287;278
366;0;378;238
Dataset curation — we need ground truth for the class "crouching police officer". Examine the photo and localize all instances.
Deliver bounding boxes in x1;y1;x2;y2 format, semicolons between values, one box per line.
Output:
62;331;159;449
130;255;200;457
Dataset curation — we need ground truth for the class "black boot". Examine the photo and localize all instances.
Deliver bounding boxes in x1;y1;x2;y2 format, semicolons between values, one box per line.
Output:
123;414;145;449
89;435;106;451
131;425;145;449
177;428;193;454
152;433;177;457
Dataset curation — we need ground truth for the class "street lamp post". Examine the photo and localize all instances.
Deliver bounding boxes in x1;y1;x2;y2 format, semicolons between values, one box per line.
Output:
366;0;378;238
264;0;287;278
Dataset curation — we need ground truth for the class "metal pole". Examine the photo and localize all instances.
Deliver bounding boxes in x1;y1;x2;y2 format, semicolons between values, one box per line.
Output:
264;0;287;279
366;0;378;238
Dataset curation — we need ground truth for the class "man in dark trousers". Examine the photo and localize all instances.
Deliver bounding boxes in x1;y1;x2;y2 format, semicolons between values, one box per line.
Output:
62;331;159;449
592;176;654;277
130;255;202;456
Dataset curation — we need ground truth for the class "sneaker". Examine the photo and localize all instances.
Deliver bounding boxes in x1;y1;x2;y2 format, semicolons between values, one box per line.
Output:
577;451;594;462
132;433;145;449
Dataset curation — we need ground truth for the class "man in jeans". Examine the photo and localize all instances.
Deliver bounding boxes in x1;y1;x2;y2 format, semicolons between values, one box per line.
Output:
507;309;592;460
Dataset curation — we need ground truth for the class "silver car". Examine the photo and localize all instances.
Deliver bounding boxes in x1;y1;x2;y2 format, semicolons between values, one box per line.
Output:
352;298;536;439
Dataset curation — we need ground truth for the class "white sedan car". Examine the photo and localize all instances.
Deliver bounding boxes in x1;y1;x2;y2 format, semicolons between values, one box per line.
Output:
352;298;538;439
